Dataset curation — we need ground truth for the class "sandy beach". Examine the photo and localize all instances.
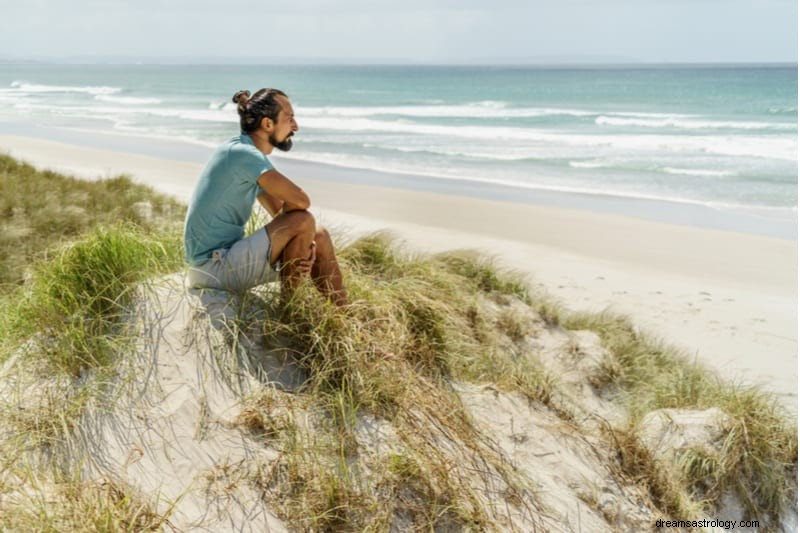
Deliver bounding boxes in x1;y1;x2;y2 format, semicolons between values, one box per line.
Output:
1;133;796;414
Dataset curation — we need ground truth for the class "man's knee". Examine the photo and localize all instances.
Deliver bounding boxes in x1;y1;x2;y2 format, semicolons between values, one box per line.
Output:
315;226;331;242
286;210;316;236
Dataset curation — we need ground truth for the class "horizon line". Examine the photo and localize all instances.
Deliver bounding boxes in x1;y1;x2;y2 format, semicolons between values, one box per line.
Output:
1;58;797;68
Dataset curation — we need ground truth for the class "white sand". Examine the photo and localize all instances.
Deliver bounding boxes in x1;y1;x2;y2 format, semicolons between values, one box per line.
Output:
2;134;796;413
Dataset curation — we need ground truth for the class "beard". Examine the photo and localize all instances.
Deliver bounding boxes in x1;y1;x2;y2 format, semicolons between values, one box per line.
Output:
271;132;293;152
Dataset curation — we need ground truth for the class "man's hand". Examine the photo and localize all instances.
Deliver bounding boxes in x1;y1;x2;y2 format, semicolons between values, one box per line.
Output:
296;242;316;275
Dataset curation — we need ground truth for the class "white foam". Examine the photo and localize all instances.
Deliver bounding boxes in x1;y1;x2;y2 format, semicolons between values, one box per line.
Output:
94;94;162;105
275;150;797;216
596;115;794;131
299;116;798;161
12;102;238;124
569;160;738;178
569;160;613;169
9;81;121;96
296;103;704;121
297;104;597;119
661;167;737;178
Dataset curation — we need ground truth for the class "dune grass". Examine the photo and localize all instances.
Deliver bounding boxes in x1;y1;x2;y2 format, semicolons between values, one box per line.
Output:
0;224;183;375
0;153;185;288
0;154;795;529
226;232;556;529
563;311;798;524
0;467;173;533
0;156;185;528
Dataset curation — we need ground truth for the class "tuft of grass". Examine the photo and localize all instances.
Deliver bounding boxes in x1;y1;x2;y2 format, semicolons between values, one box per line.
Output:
0;470;173;532
565;310;797;524
603;422;702;521
433;250;531;303
232;233;549;529
1;224;183;375
0;153;185;288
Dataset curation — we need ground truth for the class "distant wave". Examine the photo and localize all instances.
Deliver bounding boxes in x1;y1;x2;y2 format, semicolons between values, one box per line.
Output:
360;143;542;161
661;167;737;177
569;160;612;169
9;81;121;96
299;116;798;161
297;103;694;120
12;102;238;124
768;106;798;115
298;104;594;119
569;160;737;178
95;94;162;105
8;98;796;162
596;115;794;131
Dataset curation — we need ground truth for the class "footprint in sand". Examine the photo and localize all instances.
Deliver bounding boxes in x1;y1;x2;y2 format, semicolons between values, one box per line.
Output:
596;276;605;280
724;298;735;302
699;291;712;296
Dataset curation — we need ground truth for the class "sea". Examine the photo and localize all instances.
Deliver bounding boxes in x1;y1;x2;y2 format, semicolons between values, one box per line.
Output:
0;64;797;236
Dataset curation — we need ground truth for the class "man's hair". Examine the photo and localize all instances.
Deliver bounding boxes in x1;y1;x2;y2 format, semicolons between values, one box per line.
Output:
232;88;288;134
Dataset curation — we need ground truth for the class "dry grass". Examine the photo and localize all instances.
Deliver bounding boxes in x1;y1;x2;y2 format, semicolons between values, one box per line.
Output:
565;311;798;525
0;153;184;288
0;155;795;530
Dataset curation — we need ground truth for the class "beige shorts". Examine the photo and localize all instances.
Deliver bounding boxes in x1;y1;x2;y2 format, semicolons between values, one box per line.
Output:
186;228;279;293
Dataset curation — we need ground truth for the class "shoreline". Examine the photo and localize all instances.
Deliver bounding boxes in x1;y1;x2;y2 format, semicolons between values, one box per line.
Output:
0;120;796;240
0;132;796;414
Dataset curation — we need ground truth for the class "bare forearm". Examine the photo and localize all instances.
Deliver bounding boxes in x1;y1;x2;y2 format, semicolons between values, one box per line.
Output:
282;200;308;213
257;192;283;216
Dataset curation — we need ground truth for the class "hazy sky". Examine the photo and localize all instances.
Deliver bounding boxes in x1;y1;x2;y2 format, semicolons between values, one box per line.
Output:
1;0;796;63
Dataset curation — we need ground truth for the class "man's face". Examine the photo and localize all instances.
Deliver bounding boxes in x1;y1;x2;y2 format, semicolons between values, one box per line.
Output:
269;96;298;152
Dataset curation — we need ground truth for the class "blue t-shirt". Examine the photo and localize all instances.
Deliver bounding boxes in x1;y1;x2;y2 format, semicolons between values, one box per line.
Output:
184;134;274;266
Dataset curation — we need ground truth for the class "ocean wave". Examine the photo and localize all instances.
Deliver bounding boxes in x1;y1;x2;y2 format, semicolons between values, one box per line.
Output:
360;143;540;161
9;81;121;96
661;167;737;177
12;102;238;124
94;94;162;105
569;160;611;169
297;104;592;119
596;115;794;131
7;99;796;162
296;104;695;120
209;102;238;111
299;116;798;161
570;160;737;178
275;151;797;215
768;106;798;115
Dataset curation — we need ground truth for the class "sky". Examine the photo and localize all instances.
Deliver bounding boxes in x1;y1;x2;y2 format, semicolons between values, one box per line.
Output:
0;0;796;64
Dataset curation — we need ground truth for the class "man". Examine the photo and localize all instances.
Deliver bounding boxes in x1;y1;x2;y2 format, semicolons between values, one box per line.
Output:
184;88;347;306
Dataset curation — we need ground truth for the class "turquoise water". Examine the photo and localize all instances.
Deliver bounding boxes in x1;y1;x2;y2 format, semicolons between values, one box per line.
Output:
0;64;796;218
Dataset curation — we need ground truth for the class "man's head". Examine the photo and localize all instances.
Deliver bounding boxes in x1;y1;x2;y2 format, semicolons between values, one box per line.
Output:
232;88;298;152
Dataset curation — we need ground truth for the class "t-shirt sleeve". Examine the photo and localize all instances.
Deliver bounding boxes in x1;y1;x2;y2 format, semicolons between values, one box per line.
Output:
230;145;274;184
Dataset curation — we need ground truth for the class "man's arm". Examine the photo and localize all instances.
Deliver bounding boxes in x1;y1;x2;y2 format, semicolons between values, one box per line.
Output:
257;168;310;213
257;191;283;217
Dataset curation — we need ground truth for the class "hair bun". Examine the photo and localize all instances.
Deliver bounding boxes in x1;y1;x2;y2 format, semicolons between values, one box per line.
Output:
232;90;251;105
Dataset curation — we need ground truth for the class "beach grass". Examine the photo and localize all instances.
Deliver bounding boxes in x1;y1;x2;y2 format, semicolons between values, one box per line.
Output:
0;155;795;530
563;311;798;522
0;158;185;528
0;153;185;289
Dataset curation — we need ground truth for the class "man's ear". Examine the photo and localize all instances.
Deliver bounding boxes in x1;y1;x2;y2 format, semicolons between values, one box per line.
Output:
260;117;274;131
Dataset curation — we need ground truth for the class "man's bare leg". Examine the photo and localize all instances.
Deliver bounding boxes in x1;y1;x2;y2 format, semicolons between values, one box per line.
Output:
310;227;348;306
265;211;316;296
